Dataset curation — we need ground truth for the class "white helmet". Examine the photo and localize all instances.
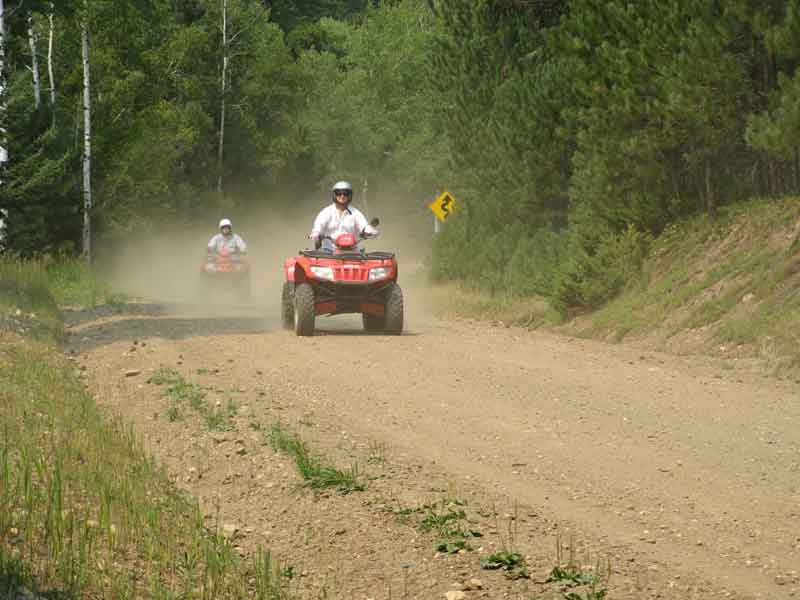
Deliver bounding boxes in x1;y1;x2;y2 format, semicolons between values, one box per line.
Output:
219;218;232;231
331;181;353;205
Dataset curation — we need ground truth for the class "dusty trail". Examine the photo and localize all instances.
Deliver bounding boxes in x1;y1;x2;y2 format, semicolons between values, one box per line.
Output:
66;291;800;599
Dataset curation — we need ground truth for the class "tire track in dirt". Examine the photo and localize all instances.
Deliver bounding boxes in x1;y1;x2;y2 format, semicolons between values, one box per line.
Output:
66;299;800;599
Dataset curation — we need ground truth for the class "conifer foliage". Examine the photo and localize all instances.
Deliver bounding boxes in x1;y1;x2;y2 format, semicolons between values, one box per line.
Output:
1;0;800;310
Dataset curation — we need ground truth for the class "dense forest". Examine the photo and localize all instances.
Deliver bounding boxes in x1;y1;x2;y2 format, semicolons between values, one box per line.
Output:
1;0;800;312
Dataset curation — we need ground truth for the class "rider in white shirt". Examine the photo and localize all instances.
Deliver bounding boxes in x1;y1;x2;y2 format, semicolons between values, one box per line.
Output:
207;218;247;255
310;181;378;252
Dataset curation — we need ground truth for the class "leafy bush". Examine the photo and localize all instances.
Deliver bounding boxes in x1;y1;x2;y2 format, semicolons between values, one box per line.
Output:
552;224;653;314
432;209;566;299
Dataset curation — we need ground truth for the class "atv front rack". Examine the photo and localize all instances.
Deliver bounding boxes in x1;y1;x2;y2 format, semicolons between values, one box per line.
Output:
300;250;396;260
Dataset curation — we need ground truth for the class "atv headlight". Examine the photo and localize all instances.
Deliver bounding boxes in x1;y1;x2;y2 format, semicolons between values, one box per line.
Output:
310;266;334;281
368;267;390;281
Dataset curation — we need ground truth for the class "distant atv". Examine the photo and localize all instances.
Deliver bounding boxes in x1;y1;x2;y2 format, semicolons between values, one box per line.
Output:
281;222;403;336
200;246;251;302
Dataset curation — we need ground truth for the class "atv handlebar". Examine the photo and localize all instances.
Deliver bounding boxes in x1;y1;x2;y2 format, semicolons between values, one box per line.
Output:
310;216;380;250
207;249;245;258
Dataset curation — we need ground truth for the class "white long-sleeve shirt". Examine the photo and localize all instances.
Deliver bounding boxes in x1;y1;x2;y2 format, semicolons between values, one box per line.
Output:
207;233;247;254
310;204;378;249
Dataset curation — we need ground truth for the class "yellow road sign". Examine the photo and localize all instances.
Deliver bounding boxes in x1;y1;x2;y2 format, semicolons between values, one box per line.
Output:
429;191;458;222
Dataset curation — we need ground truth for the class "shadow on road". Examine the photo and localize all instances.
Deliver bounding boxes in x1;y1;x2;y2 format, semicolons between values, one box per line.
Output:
64;301;421;352
312;327;420;337
65;301;277;353
63;302;171;327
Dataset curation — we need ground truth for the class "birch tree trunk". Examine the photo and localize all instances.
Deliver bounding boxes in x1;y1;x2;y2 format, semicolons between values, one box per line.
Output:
28;15;42;110
0;0;8;166
81;20;93;261
217;0;227;195
705;161;716;218
0;0;7;247
48;7;55;110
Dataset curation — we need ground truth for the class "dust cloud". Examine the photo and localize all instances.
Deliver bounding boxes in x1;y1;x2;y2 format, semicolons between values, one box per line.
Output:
97;187;437;326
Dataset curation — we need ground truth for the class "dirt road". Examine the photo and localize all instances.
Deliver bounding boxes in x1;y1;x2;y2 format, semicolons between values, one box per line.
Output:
66;293;800;599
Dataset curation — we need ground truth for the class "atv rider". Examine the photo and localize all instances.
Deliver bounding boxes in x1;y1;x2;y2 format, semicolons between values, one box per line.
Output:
310;181;378;252
207;218;247;256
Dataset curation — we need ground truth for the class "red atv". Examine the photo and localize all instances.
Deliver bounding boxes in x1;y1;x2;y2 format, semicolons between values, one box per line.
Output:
281;223;403;336
200;246;251;302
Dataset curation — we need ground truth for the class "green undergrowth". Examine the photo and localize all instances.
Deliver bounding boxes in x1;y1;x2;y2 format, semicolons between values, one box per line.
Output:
426;282;556;327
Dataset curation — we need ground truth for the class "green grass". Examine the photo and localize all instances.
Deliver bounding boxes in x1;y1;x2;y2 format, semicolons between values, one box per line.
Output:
268;422;364;493
0;257;127;336
148;368;237;432
0;259;59;317
0;343;291;600
44;260;111;307
0;258;62;341
0;259;292;599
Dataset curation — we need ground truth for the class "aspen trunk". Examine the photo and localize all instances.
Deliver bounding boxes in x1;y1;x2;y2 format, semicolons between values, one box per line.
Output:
0;0;7;247
217;0;228;195
705;162;716;218
0;0;7;166
82;21;93;261
28;15;42;110
795;147;800;195
48;8;55;110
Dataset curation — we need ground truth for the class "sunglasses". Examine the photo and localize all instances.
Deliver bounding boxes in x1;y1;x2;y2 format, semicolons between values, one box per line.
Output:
334;191;350;197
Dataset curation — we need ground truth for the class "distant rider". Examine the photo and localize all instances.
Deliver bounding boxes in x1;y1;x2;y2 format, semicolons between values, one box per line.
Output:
310;181;378;251
207;218;247;256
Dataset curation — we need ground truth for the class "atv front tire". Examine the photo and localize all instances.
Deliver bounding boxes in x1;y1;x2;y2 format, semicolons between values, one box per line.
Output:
383;283;404;335
293;283;315;336
281;282;295;329
362;312;385;332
